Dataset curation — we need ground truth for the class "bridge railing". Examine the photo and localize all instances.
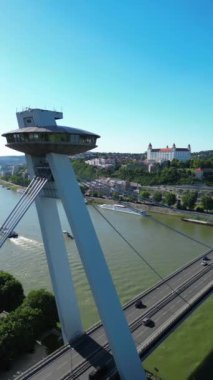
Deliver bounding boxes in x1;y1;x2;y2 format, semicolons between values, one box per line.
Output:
138;281;213;359
16;262;213;380
16;344;70;380
123;248;213;310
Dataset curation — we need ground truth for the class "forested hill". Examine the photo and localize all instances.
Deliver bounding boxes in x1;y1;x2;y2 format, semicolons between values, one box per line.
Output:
192;150;213;159
0;151;212;164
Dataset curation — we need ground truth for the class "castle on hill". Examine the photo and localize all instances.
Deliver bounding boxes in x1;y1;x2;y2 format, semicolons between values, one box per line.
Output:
147;143;191;163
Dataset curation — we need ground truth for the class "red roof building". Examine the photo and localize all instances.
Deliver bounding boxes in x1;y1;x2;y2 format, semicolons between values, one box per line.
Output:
147;143;191;162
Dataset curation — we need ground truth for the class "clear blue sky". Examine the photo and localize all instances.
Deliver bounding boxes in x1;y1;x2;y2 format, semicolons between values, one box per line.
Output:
0;0;212;155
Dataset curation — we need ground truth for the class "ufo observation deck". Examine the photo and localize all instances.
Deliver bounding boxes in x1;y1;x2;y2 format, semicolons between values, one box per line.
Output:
2;109;100;156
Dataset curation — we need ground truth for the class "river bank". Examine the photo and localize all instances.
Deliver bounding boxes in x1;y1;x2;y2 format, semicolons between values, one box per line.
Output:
1;178;212;223
139;203;213;222
0;179;25;191
89;197;213;223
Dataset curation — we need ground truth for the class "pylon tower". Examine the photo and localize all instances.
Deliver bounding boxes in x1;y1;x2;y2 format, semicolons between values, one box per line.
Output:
2;109;145;380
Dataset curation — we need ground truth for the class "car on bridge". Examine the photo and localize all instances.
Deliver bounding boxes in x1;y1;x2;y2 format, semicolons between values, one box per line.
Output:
201;260;208;266
203;256;210;261
135;299;146;309
89;365;107;379
142;317;154;327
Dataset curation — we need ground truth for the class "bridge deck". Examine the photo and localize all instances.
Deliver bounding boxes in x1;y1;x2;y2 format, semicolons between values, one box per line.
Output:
17;250;213;380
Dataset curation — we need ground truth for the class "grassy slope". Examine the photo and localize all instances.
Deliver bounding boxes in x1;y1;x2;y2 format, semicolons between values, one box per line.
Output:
144;296;213;380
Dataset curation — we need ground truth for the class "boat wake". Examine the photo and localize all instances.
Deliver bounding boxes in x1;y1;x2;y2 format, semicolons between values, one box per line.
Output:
10;236;44;251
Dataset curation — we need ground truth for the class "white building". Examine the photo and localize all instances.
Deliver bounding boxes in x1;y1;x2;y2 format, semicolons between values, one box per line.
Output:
86;157;115;168
147;143;191;163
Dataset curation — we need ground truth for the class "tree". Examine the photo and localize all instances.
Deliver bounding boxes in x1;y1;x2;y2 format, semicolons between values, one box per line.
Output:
160;167;180;184
0;271;24;312
11;305;43;347
182;191;198;210
71;159;97;180
140;190;150;199
171;159;180;168
164;192;176;206
0;306;43;369
112;192;119;200
23;289;59;329
0;319;16;369
176;199;182;209
153;191;162;202
201;195;213;211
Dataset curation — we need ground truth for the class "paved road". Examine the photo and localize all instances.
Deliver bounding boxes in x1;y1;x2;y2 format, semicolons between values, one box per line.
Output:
17;250;213;380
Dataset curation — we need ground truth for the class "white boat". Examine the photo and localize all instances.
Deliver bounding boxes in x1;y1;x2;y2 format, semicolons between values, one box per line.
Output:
0;228;18;238
98;204;146;216
17;188;26;194
63;230;74;239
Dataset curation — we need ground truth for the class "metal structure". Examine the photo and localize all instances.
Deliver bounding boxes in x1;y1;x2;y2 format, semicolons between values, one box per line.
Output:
2;109;145;380
0;177;48;247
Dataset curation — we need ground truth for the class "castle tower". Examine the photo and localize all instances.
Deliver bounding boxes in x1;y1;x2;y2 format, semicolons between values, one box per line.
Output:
147;142;152;160
2;109;145;380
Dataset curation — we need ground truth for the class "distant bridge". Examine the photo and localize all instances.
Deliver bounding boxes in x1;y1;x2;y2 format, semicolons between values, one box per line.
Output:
17;250;213;380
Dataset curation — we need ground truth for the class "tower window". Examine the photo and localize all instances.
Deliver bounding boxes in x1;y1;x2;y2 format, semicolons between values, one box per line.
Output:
24;117;33;127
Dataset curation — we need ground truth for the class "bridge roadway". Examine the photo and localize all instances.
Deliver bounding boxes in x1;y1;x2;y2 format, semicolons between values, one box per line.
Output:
17;250;213;380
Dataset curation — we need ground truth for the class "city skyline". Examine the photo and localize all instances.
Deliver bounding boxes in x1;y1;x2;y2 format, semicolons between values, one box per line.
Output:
0;0;212;156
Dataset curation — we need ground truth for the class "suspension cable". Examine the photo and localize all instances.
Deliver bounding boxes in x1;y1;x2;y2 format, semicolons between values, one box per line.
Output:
149;214;212;250
120;201;212;249
92;205;195;306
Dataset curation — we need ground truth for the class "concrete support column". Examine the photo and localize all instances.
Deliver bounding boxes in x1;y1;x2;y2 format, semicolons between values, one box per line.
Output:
26;155;83;343
48;153;146;380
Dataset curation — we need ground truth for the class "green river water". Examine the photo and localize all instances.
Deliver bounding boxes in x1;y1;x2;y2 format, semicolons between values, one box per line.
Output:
0;185;212;329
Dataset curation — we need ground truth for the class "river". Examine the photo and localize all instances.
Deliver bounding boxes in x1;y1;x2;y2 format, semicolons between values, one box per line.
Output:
0;185;212;329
